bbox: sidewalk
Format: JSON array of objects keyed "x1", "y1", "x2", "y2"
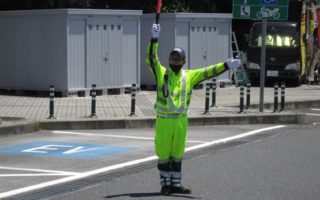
[
  {"x1": 0, "y1": 85, "x2": 320, "y2": 120},
  {"x1": 0, "y1": 84, "x2": 319, "y2": 133}
]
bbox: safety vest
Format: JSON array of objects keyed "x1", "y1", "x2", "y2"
[
  {"x1": 154, "y1": 69, "x2": 188, "y2": 115},
  {"x1": 146, "y1": 40, "x2": 227, "y2": 116}
]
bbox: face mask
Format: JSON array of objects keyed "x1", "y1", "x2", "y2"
[{"x1": 169, "y1": 64, "x2": 183, "y2": 74}]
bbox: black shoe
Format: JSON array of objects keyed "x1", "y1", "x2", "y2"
[
  {"x1": 160, "y1": 186, "x2": 171, "y2": 195},
  {"x1": 170, "y1": 186, "x2": 192, "y2": 194}
]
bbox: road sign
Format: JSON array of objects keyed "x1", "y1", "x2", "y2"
[
  {"x1": 261, "y1": 0, "x2": 277, "y2": 5},
  {"x1": 233, "y1": 0, "x2": 288, "y2": 20}
]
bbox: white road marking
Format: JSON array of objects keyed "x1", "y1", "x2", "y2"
[
  {"x1": 0, "y1": 174, "x2": 75, "y2": 177},
  {"x1": 185, "y1": 125, "x2": 286, "y2": 152},
  {"x1": 0, "y1": 125, "x2": 286, "y2": 199},
  {"x1": 52, "y1": 130, "x2": 207, "y2": 143},
  {"x1": 305, "y1": 113, "x2": 320, "y2": 116},
  {"x1": 0, "y1": 166, "x2": 79, "y2": 175},
  {"x1": 311, "y1": 108, "x2": 320, "y2": 111}
]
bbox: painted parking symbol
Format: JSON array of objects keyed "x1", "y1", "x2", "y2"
[{"x1": 0, "y1": 141, "x2": 135, "y2": 159}]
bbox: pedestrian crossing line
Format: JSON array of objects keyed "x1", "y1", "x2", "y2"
[{"x1": 52, "y1": 130, "x2": 207, "y2": 144}]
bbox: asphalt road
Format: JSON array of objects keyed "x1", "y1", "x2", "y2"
[
  {"x1": 46, "y1": 124, "x2": 320, "y2": 200},
  {"x1": 0, "y1": 124, "x2": 274, "y2": 198},
  {"x1": 0, "y1": 115, "x2": 319, "y2": 200}
]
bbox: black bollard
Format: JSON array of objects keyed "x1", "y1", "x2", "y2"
[
  {"x1": 203, "y1": 82, "x2": 210, "y2": 114},
  {"x1": 90, "y1": 84, "x2": 97, "y2": 117},
  {"x1": 274, "y1": 82, "x2": 279, "y2": 112},
  {"x1": 246, "y1": 82, "x2": 251, "y2": 109},
  {"x1": 129, "y1": 83, "x2": 137, "y2": 116},
  {"x1": 211, "y1": 78, "x2": 217, "y2": 107},
  {"x1": 280, "y1": 82, "x2": 285, "y2": 111},
  {"x1": 48, "y1": 85, "x2": 55, "y2": 119},
  {"x1": 239, "y1": 85, "x2": 244, "y2": 113}
]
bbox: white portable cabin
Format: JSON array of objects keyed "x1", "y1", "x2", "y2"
[
  {"x1": 140, "y1": 13, "x2": 233, "y2": 86},
  {"x1": 0, "y1": 9, "x2": 142, "y2": 96}
]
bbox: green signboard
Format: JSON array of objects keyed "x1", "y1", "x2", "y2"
[{"x1": 233, "y1": 0, "x2": 289, "y2": 20}]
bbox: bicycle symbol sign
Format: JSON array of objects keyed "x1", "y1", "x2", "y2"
[
  {"x1": 261, "y1": 0, "x2": 277, "y2": 5},
  {"x1": 232, "y1": 0, "x2": 288, "y2": 20},
  {"x1": 256, "y1": 7, "x2": 280, "y2": 19}
]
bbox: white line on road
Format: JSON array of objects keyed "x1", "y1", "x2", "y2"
[
  {"x1": 185, "y1": 125, "x2": 286, "y2": 152},
  {"x1": 52, "y1": 130, "x2": 207, "y2": 144},
  {"x1": 0, "y1": 125, "x2": 286, "y2": 199},
  {"x1": 305, "y1": 113, "x2": 320, "y2": 116},
  {"x1": 0, "y1": 174, "x2": 76, "y2": 177},
  {"x1": 0, "y1": 166, "x2": 79, "y2": 175},
  {"x1": 311, "y1": 108, "x2": 320, "y2": 111}
]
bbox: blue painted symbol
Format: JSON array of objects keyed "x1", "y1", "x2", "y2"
[
  {"x1": 0, "y1": 141, "x2": 135, "y2": 159},
  {"x1": 261, "y1": 0, "x2": 277, "y2": 5}
]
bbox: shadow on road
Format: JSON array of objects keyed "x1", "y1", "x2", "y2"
[{"x1": 104, "y1": 192, "x2": 202, "y2": 199}]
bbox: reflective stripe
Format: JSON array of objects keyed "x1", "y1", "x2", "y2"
[
  {"x1": 171, "y1": 172, "x2": 181, "y2": 179},
  {"x1": 172, "y1": 92, "x2": 180, "y2": 97},
  {"x1": 160, "y1": 171, "x2": 171, "y2": 178},
  {"x1": 178, "y1": 70, "x2": 187, "y2": 112},
  {"x1": 155, "y1": 70, "x2": 187, "y2": 113},
  {"x1": 171, "y1": 171, "x2": 181, "y2": 187},
  {"x1": 171, "y1": 179, "x2": 181, "y2": 183},
  {"x1": 160, "y1": 171, "x2": 171, "y2": 186},
  {"x1": 157, "y1": 113, "x2": 186, "y2": 118},
  {"x1": 171, "y1": 183, "x2": 181, "y2": 187},
  {"x1": 204, "y1": 67, "x2": 208, "y2": 79}
]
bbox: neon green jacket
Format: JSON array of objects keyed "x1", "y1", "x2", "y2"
[{"x1": 146, "y1": 39, "x2": 229, "y2": 115}]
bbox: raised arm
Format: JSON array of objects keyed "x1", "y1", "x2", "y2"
[
  {"x1": 145, "y1": 24, "x2": 166, "y2": 83},
  {"x1": 188, "y1": 58, "x2": 241, "y2": 87}
]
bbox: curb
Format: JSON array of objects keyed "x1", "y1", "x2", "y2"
[
  {"x1": 0, "y1": 112, "x2": 309, "y2": 135},
  {"x1": 0, "y1": 120, "x2": 40, "y2": 136},
  {"x1": 38, "y1": 113, "x2": 304, "y2": 130},
  {"x1": 249, "y1": 100, "x2": 320, "y2": 110}
]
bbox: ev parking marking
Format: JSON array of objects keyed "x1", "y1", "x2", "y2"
[
  {"x1": 0, "y1": 141, "x2": 135, "y2": 159},
  {"x1": 0, "y1": 125, "x2": 286, "y2": 199}
]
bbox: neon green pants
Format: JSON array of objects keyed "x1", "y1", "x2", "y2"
[{"x1": 155, "y1": 115, "x2": 188, "y2": 161}]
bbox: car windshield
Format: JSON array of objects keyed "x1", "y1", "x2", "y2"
[{"x1": 249, "y1": 24, "x2": 299, "y2": 47}]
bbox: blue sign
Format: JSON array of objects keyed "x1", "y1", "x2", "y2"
[
  {"x1": 0, "y1": 141, "x2": 135, "y2": 159},
  {"x1": 261, "y1": 0, "x2": 277, "y2": 5}
]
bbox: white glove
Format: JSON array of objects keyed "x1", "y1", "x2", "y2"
[
  {"x1": 151, "y1": 23, "x2": 160, "y2": 39},
  {"x1": 226, "y1": 58, "x2": 241, "y2": 69}
]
